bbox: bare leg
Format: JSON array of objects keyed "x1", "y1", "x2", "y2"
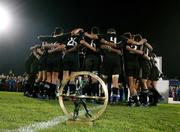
[
  {"x1": 128, "y1": 76, "x2": 137, "y2": 96},
  {"x1": 35, "y1": 71, "x2": 43, "y2": 82},
  {"x1": 42, "y1": 71, "x2": 47, "y2": 82},
  {"x1": 46, "y1": 72, "x2": 52, "y2": 83}
]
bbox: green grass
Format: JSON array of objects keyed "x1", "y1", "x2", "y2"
[
  {"x1": 0, "y1": 92, "x2": 180, "y2": 132},
  {"x1": 0, "y1": 92, "x2": 62, "y2": 130}
]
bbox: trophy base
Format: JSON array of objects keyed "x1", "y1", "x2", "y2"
[{"x1": 66, "y1": 119, "x2": 94, "y2": 127}]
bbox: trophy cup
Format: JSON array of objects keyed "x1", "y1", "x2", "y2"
[{"x1": 58, "y1": 71, "x2": 108, "y2": 126}]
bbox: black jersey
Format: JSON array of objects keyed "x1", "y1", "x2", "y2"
[
  {"x1": 101, "y1": 34, "x2": 127, "y2": 55},
  {"x1": 124, "y1": 43, "x2": 141, "y2": 63},
  {"x1": 49, "y1": 33, "x2": 71, "y2": 55},
  {"x1": 25, "y1": 53, "x2": 36, "y2": 74},
  {"x1": 140, "y1": 44, "x2": 152, "y2": 57},
  {"x1": 138, "y1": 44, "x2": 152, "y2": 70},
  {"x1": 149, "y1": 58, "x2": 160, "y2": 81},
  {"x1": 64, "y1": 35, "x2": 82, "y2": 52},
  {"x1": 104, "y1": 34, "x2": 127, "y2": 48},
  {"x1": 83, "y1": 36, "x2": 101, "y2": 55},
  {"x1": 149, "y1": 58, "x2": 158, "y2": 68}
]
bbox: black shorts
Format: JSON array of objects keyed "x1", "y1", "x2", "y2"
[
  {"x1": 39, "y1": 54, "x2": 47, "y2": 71},
  {"x1": 63, "y1": 52, "x2": 80, "y2": 72},
  {"x1": 125, "y1": 62, "x2": 140, "y2": 78},
  {"x1": 25, "y1": 53, "x2": 37, "y2": 74},
  {"x1": 31, "y1": 58, "x2": 39, "y2": 74},
  {"x1": 84, "y1": 54, "x2": 99, "y2": 72},
  {"x1": 101, "y1": 53, "x2": 121, "y2": 75},
  {"x1": 139, "y1": 60, "x2": 151, "y2": 79},
  {"x1": 149, "y1": 66, "x2": 159, "y2": 81},
  {"x1": 46, "y1": 53, "x2": 63, "y2": 72}
]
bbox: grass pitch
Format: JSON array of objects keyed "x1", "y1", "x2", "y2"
[{"x1": 0, "y1": 92, "x2": 179, "y2": 132}]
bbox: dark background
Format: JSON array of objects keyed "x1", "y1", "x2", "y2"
[{"x1": 0, "y1": 0, "x2": 180, "y2": 79}]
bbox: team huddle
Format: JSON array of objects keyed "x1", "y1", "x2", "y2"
[{"x1": 24, "y1": 27, "x2": 163, "y2": 107}]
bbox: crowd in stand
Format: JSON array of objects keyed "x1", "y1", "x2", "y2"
[
  {"x1": 24, "y1": 26, "x2": 164, "y2": 106},
  {"x1": 0, "y1": 72, "x2": 27, "y2": 92},
  {"x1": 169, "y1": 79, "x2": 180, "y2": 101},
  {"x1": 171, "y1": 87, "x2": 180, "y2": 101}
]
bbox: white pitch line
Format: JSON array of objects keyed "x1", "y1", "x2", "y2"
[
  {"x1": 4, "y1": 105, "x2": 103, "y2": 132},
  {"x1": 5, "y1": 115, "x2": 68, "y2": 132}
]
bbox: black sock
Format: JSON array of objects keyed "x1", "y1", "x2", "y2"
[
  {"x1": 111, "y1": 87, "x2": 119, "y2": 95},
  {"x1": 91, "y1": 83, "x2": 99, "y2": 96},
  {"x1": 44, "y1": 82, "x2": 51, "y2": 98},
  {"x1": 33, "y1": 82, "x2": 40, "y2": 98},
  {"x1": 69, "y1": 84, "x2": 76, "y2": 94},
  {"x1": 50, "y1": 84, "x2": 56, "y2": 99},
  {"x1": 149, "y1": 88, "x2": 158, "y2": 105},
  {"x1": 141, "y1": 89, "x2": 149, "y2": 105}
]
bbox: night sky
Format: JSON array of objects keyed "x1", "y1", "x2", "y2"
[{"x1": 0, "y1": 0, "x2": 180, "y2": 79}]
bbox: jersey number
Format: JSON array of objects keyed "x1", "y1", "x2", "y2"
[
  {"x1": 90, "y1": 40, "x2": 96, "y2": 48},
  {"x1": 110, "y1": 37, "x2": 117, "y2": 43},
  {"x1": 67, "y1": 37, "x2": 78, "y2": 46}
]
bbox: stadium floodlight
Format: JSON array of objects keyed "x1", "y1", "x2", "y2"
[{"x1": 0, "y1": 5, "x2": 11, "y2": 32}]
